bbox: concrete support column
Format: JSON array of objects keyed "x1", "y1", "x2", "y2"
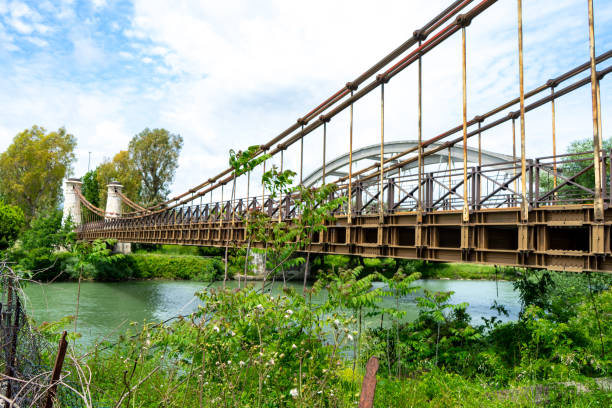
[
  {"x1": 105, "y1": 181, "x2": 131, "y2": 254},
  {"x1": 250, "y1": 252, "x2": 266, "y2": 276},
  {"x1": 62, "y1": 178, "x2": 82, "y2": 226}
]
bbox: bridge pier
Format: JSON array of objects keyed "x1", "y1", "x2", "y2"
[
  {"x1": 62, "y1": 178, "x2": 82, "y2": 226},
  {"x1": 105, "y1": 181, "x2": 131, "y2": 254}
]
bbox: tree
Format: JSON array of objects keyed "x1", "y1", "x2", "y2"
[
  {"x1": 0, "y1": 201, "x2": 25, "y2": 250},
  {"x1": 82, "y1": 170, "x2": 100, "y2": 208},
  {"x1": 0, "y1": 126, "x2": 76, "y2": 220},
  {"x1": 540, "y1": 137, "x2": 612, "y2": 201},
  {"x1": 128, "y1": 128, "x2": 183, "y2": 206},
  {"x1": 96, "y1": 150, "x2": 141, "y2": 208},
  {"x1": 20, "y1": 209, "x2": 74, "y2": 252}
]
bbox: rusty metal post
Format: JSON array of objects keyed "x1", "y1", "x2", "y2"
[
  {"x1": 517, "y1": 0, "x2": 528, "y2": 222},
  {"x1": 535, "y1": 159, "x2": 540, "y2": 207},
  {"x1": 220, "y1": 184, "x2": 224, "y2": 225},
  {"x1": 261, "y1": 160, "x2": 266, "y2": 212},
  {"x1": 300, "y1": 125, "x2": 304, "y2": 185},
  {"x1": 279, "y1": 150, "x2": 284, "y2": 222},
  {"x1": 477, "y1": 121, "x2": 482, "y2": 168},
  {"x1": 589, "y1": 0, "x2": 604, "y2": 221},
  {"x1": 417, "y1": 40, "x2": 423, "y2": 212},
  {"x1": 322, "y1": 121, "x2": 327, "y2": 186},
  {"x1": 550, "y1": 87, "x2": 558, "y2": 189},
  {"x1": 512, "y1": 117, "x2": 518, "y2": 195},
  {"x1": 348, "y1": 91, "x2": 354, "y2": 222},
  {"x1": 597, "y1": 78, "x2": 603, "y2": 152},
  {"x1": 232, "y1": 174, "x2": 236, "y2": 224},
  {"x1": 461, "y1": 26, "x2": 469, "y2": 222},
  {"x1": 45, "y1": 331, "x2": 68, "y2": 408},
  {"x1": 358, "y1": 356, "x2": 380, "y2": 408},
  {"x1": 246, "y1": 171, "x2": 250, "y2": 212},
  {"x1": 379, "y1": 83, "x2": 385, "y2": 220},
  {"x1": 448, "y1": 147, "x2": 452, "y2": 198}
]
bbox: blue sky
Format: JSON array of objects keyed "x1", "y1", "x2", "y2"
[{"x1": 0, "y1": 0, "x2": 611, "y2": 199}]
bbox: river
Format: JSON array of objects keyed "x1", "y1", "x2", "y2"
[{"x1": 23, "y1": 279, "x2": 521, "y2": 345}]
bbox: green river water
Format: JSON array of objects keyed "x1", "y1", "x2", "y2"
[{"x1": 22, "y1": 279, "x2": 520, "y2": 345}]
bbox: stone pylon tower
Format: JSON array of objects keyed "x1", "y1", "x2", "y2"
[
  {"x1": 62, "y1": 178, "x2": 83, "y2": 226},
  {"x1": 105, "y1": 181, "x2": 123, "y2": 219},
  {"x1": 105, "y1": 181, "x2": 131, "y2": 254}
]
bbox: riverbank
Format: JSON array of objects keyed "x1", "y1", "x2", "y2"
[
  {"x1": 19, "y1": 275, "x2": 611, "y2": 407},
  {"x1": 24, "y1": 247, "x2": 519, "y2": 282},
  {"x1": 29, "y1": 251, "x2": 226, "y2": 281}
]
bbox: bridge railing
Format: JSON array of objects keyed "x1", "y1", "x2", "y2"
[{"x1": 75, "y1": 149, "x2": 611, "y2": 237}]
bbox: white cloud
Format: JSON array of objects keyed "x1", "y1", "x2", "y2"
[
  {"x1": 71, "y1": 33, "x2": 105, "y2": 66},
  {"x1": 5, "y1": 1, "x2": 50, "y2": 35},
  {"x1": 90, "y1": 0, "x2": 107, "y2": 10},
  {"x1": 25, "y1": 36, "x2": 47, "y2": 47},
  {"x1": 1, "y1": 0, "x2": 611, "y2": 201},
  {"x1": 0, "y1": 21, "x2": 17, "y2": 51},
  {"x1": 121, "y1": 0, "x2": 612, "y2": 197}
]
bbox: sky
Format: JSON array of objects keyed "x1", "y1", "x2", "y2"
[{"x1": 0, "y1": 0, "x2": 611, "y2": 201}]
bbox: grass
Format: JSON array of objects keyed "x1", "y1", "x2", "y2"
[{"x1": 417, "y1": 262, "x2": 519, "y2": 280}]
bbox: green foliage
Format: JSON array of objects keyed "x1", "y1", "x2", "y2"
[
  {"x1": 129, "y1": 128, "x2": 183, "y2": 206},
  {"x1": 19, "y1": 210, "x2": 74, "y2": 252},
  {"x1": 0, "y1": 125, "x2": 76, "y2": 219},
  {"x1": 81, "y1": 169, "x2": 100, "y2": 208},
  {"x1": 11, "y1": 210, "x2": 75, "y2": 279},
  {"x1": 262, "y1": 165, "x2": 297, "y2": 199},
  {"x1": 539, "y1": 137, "x2": 612, "y2": 201},
  {"x1": 96, "y1": 150, "x2": 142, "y2": 207},
  {"x1": 126, "y1": 253, "x2": 224, "y2": 281},
  {"x1": 61, "y1": 252, "x2": 225, "y2": 281},
  {"x1": 64, "y1": 286, "x2": 352, "y2": 407},
  {"x1": 0, "y1": 200, "x2": 25, "y2": 249},
  {"x1": 229, "y1": 145, "x2": 270, "y2": 176}
]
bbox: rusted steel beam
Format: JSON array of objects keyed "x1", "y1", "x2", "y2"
[{"x1": 45, "y1": 331, "x2": 68, "y2": 408}]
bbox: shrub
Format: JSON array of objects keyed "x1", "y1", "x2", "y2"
[
  {"x1": 126, "y1": 253, "x2": 225, "y2": 281},
  {"x1": 0, "y1": 200, "x2": 25, "y2": 249}
]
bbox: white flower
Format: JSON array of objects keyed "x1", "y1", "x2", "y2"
[
  {"x1": 227, "y1": 360, "x2": 232, "y2": 365},
  {"x1": 290, "y1": 388, "x2": 299, "y2": 398},
  {"x1": 229, "y1": 330, "x2": 236, "y2": 336},
  {"x1": 292, "y1": 344, "x2": 297, "y2": 349},
  {"x1": 348, "y1": 334, "x2": 354, "y2": 341},
  {"x1": 284, "y1": 314, "x2": 289, "y2": 319},
  {"x1": 286, "y1": 309, "x2": 293, "y2": 315},
  {"x1": 213, "y1": 325, "x2": 220, "y2": 333},
  {"x1": 333, "y1": 319, "x2": 340, "y2": 326},
  {"x1": 268, "y1": 358, "x2": 275, "y2": 366},
  {"x1": 256, "y1": 304, "x2": 264, "y2": 311},
  {"x1": 239, "y1": 361, "x2": 246, "y2": 367}
]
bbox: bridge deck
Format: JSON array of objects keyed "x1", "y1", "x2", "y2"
[{"x1": 78, "y1": 204, "x2": 612, "y2": 273}]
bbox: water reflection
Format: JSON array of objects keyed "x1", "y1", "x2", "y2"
[{"x1": 23, "y1": 279, "x2": 520, "y2": 345}]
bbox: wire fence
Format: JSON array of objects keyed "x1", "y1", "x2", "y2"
[{"x1": 0, "y1": 261, "x2": 84, "y2": 408}]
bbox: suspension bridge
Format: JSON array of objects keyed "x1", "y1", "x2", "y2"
[{"x1": 67, "y1": 0, "x2": 612, "y2": 273}]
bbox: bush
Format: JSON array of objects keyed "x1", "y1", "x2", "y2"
[
  {"x1": 68, "y1": 286, "x2": 351, "y2": 406},
  {"x1": 126, "y1": 253, "x2": 225, "y2": 281},
  {"x1": 20, "y1": 209, "x2": 74, "y2": 251},
  {"x1": 0, "y1": 200, "x2": 25, "y2": 249}
]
